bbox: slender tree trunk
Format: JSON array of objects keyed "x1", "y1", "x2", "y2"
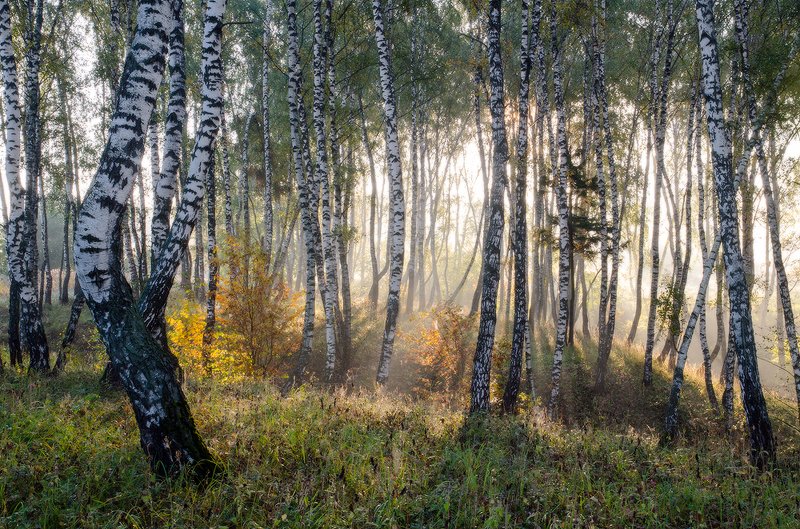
[
  {"x1": 644, "y1": 0, "x2": 676, "y2": 386},
  {"x1": 359, "y1": 94, "x2": 382, "y2": 311},
  {"x1": 282, "y1": 0, "x2": 322, "y2": 393},
  {"x1": 39, "y1": 169, "x2": 52, "y2": 306},
  {"x1": 151, "y1": 0, "x2": 186, "y2": 266},
  {"x1": 372, "y1": 0, "x2": 405, "y2": 385},
  {"x1": 502, "y1": 0, "x2": 535, "y2": 414},
  {"x1": 262, "y1": 3, "x2": 273, "y2": 262},
  {"x1": 546, "y1": 0, "x2": 572, "y2": 418},
  {"x1": 694, "y1": 0, "x2": 775, "y2": 468},
  {"x1": 202, "y1": 150, "x2": 217, "y2": 377},
  {"x1": 58, "y1": 76, "x2": 74, "y2": 305},
  {"x1": 469, "y1": 47, "x2": 491, "y2": 318},
  {"x1": 325, "y1": 0, "x2": 352, "y2": 373},
  {"x1": 311, "y1": 0, "x2": 338, "y2": 378},
  {"x1": 1, "y1": 0, "x2": 48, "y2": 372},
  {"x1": 695, "y1": 102, "x2": 718, "y2": 412},
  {"x1": 469, "y1": 0, "x2": 508, "y2": 413},
  {"x1": 220, "y1": 96, "x2": 234, "y2": 237}
]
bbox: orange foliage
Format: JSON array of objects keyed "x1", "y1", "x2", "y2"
[{"x1": 404, "y1": 303, "x2": 477, "y2": 402}]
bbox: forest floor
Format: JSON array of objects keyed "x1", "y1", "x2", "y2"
[{"x1": 1, "y1": 298, "x2": 800, "y2": 528}]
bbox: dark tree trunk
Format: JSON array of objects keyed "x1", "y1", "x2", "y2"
[{"x1": 469, "y1": 0, "x2": 508, "y2": 413}]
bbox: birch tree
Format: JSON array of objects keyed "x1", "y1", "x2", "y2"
[
  {"x1": 502, "y1": 0, "x2": 535, "y2": 414},
  {"x1": 0, "y1": 0, "x2": 49, "y2": 372},
  {"x1": 694, "y1": 0, "x2": 775, "y2": 468},
  {"x1": 546, "y1": 0, "x2": 571, "y2": 418},
  {"x1": 733, "y1": 0, "x2": 800, "y2": 418},
  {"x1": 151, "y1": 0, "x2": 186, "y2": 265},
  {"x1": 373, "y1": 0, "x2": 405, "y2": 385},
  {"x1": 73, "y1": 0, "x2": 226, "y2": 477},
  {"x1": 469, "y1": 0, "x2": 507, "y2": 413}
]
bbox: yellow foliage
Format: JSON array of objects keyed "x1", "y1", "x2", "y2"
[{"x1": 167, "y1": 236, "x2": 303, "y2": 380}]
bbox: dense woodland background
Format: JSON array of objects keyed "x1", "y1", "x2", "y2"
[{"x1": 1, "y1": 0, "x2": 800, "y2": 526}]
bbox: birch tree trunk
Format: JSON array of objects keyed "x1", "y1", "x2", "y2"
[
  {"x1": 644, "y1": 0, "x2": 676, "y2": 386},
  {"x1": 502, "y1": 0, "x2": 535, "y2": 414},
  {"x1": 359, "y1": 94, "x2": 382, "y2": 311},
  {"x1": 311, "y1": 0, "x2": 338, "y2": 378},
  {"x1": 73, "y1": 0, "x2": 223, "y2": 477},
  {"x1": 373, "y1": 0, "x2": 405, "y2": 385},
  {"x1": 695, "y1": 102, "x2": 718, "y2": 411},
  {"x1": 733, "y1": 0, "x2": 800, "y2": 418},
  {"x1": 261, "y1": 2, "x2": 273, "y2": 262},
  {"x1": 545, "y1": 0, "x2": 572, "y2": 418},
  {"x1": 151, "y1": 0, "x2": 186, "y2": 265},
  {"x1": 282, "y1": 0, "x2": 322, "y2": 393},
  {"x1": 469, "y1": 0, "x2": 507, "y2": 413},
  {"x1": 202, "y1": 149, "x2": 217, "y2": 377},
  {"x1": 138, "y1": 0, "x2": 228, "y2": 351},
  {"x1": 694, "y1": 0, "x2": 775, "y2": 468},
  {"x1": 58, "y1": 76, "x2": 74, "y2": 305},
  {"x1": 1, "y1": 0, "x2": 48, "y2": 372}
]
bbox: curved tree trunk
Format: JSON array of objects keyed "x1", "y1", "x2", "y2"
[{"x1": 74, "y1": 0, "x2": 224, "y2": 478}]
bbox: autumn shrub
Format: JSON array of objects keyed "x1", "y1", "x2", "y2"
[
  {"x1": 217, "y1": 236, "x2": 303, "y2": 376},
  {"x1": 404, "y1": 302, "x2": 477, "y2": 403},
  {"x1": 168, "y1": 236, "x2": 303, "y2": 379}
]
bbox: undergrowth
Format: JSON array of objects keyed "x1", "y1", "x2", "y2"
[{"x1": 1, "y1": 298, "x2": 799, "y2": 527}]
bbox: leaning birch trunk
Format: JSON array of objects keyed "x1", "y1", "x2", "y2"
[
  {"x1": 695, "y1": 102, "x2": 718, "y2": 412},
  {"x1": 694, "y1": 0, "x2": 775, "y2": 468},
  {"x1": 733, "y1": 0, "x2": 800, "y2": 419},
  {"x1": 73, "y1": 0, "x2": 222, "y2": 478},
  {"x1": 311, "y1": 0, "x2": 338, "y2": 378},
  {"x1": 151, "y1": 0, "x2": 186, "y2": 266},
  {"x1": 468, "y1": 0, "x2": 508, "y2": 413},
  {"x1": 502, "y1": 0, "x2": 534, "y2": 414},
  {"x1": 0, "y1": 0, "x2": 49, "y2": 372},
  {"x1": 546, "y1": 0, "x2": 573, "y2": 419},
  {"x1": 138, "y1": 0, "x2": 228, "y2": 352},
  {"x1": 373, "y1": 0, "x2": 405, "y2": 385}
]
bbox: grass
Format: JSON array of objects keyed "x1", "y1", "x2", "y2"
[{"x1": 1, "y1": 301, "x2": 800, "y2": 528}]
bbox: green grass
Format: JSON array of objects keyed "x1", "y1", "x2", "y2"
[{"x1": 1, "y1": 301, "x2": 799, "y2": 527}]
